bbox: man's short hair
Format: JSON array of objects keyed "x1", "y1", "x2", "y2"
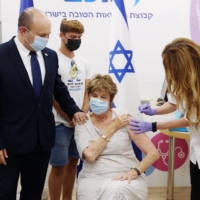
[
  {"x1": 60, "y1": 18, "x2": 84, "y2": 34},
  {"x1": 18, "y1": 9, "x2": 34, "y2": 30}
]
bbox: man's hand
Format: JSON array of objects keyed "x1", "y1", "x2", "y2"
[
  {"x1": 69, "y1": 120, "x2": 76, "y2": 127},
  {"x1": 72, "y1": 112, "x2": 88, "y2": 125},
  {"x1": 0, "y1": 149, "x2": 8, "y2": 165}
]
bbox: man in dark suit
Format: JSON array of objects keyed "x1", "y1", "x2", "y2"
[{"x1": 0, "y1": 8, "x2": 88, "y2": 200}]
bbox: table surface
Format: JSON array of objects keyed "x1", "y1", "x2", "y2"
[{"x1": 160, "y1": 129, "x2": 190, "y2": 140}]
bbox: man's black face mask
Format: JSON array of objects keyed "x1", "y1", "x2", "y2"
[{"x1": 65, "y1": 38, "x2": 81, "y2": 51}]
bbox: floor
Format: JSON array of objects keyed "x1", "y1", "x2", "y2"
[
  {"x1": 17, "y1": 184, "x2": 190, "y2": 200},
  {"x1": 44, "y1": 187, "x2": 191, "y2": 200},
  {"x1": 147, "y1": 187, "x2": 190, "y2": 200}
]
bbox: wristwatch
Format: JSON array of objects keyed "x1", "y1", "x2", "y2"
[
  {"x1": 131, "y1": 167, "x2": 141, "y2": 176},
  {"x1": 101, "y1": 135, "x2": 109, "y2": 142}
]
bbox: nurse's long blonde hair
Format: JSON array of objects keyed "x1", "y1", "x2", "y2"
[{"x1": 162, "y1": 38, "x2": 200, "y2": 128}]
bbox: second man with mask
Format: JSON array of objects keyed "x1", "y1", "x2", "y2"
[{"x1": 48, "y1": 18, "x2": 92, "y2": 200}]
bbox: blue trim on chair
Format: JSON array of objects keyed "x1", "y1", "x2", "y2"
[
  {"x1": 77, "y1": 159, "x2": 83, "y2": 178},
  {"x1": 132, "y1": 141, "x2": 142, "y2": 161}
]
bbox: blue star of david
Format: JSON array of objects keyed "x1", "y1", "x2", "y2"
[{"x1": 109, "y1": 40, "x2": 135, "y2": 83}]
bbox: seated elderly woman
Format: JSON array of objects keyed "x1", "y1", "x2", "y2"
[{"x1": 75, "y1": 74, "x2": 159, "y2": 200}]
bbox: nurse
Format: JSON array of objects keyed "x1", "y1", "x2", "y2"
[{"x1": 129, "y1": 38, "x2": 200, "y2": 200}]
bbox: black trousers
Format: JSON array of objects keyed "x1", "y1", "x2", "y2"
[
  {"x1": 190, "y1": 161, "x2": 200, "y2": 200},
  {"x1": 0, "y1": 142, "x2": 51, "y2": 200}
]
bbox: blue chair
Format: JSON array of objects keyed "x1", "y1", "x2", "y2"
[{"x1": 77, "y1": 159, "x2": 83, "y2": 177}]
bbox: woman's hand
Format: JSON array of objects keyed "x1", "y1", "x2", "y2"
[
  {"x1": 112, "y1": 170, "x2": 138, "y2": 184},
  {"x1": 110, "y1": 114, "x2": 129, "y2": 131}
]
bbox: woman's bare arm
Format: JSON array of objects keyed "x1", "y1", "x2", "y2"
[
  {"x1": 83, "y1": 114, "x2": 128, "y2": 162},
  {"x1": 128, "y1": 116, "x2": 159, "y2": 174},
  {"x1": 113, "y1": 115, "x2": 159, "y2": 183}
]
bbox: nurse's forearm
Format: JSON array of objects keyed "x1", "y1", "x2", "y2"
[
  {"x1": 156, "y1": 102, "x2": 177, "y2": 115},
  {"x1": 156, "y1": 118, "x2": 189, "y2": 130}
]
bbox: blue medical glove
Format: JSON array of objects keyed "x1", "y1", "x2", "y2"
[
  {"x1": 129, "y1": 119, "x2": 154, "y2": 134},
  {"x1": 139, "y1": 103, "x2": 156, "y2": 116}
]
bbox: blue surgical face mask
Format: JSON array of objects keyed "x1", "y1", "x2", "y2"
[
  {"x1": 89, "y1": 97, "x2": 109, "y2": 115},
  {"x1": 25, "y1": 28, "x2": 49, "y2": 51}
]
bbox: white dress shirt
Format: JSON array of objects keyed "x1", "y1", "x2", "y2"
[
  {"x1": 14, "y1": 36, "x2": 46, "y2": 85},
  {"x1": 168, "y1": 94, "x2": 200, "y2": 168}
]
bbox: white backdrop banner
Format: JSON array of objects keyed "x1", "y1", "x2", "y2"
[{"x1": 1, "y1": 0, "x2": 191, "y2": 98}]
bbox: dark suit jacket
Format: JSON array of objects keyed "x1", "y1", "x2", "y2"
[{"x1": 0, "y1": 37, "x2": 81, "y2": 154}]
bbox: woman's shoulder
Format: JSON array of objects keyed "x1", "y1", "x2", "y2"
[
  {"x1": 75, "y1": 113, "x2": 92, "y2": 127},
  {"x1": 112, "y1": 108, "x2": 129, "y2": 115}
]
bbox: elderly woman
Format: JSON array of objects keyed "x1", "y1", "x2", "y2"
[{"x1": 75, "y1": 74, "x2": 159, "y2": 200}]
